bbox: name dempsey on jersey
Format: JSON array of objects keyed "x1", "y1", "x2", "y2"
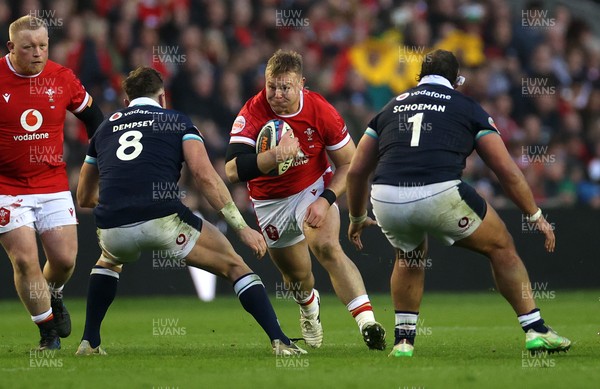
[
  {"x1": 393, "y1": 104, "x2": 446, "y2": 113},
  {"x1": 113, "y1": 120, "x2": 155, "y2": 132}
]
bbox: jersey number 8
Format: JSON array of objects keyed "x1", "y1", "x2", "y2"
[{"x1": 116, "y1": 130, "x2": 144, "y2": 161}]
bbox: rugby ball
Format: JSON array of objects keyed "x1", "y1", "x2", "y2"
[{"x1": 256, "y1": 119, "x2": 294, "y2": 176}]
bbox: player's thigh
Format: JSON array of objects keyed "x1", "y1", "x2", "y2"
[
  {"x1": 0, "y1": 226, "x2": 39, "y2": 270},
  {"x1": 371, "y1": 197, "x2": 426, "y2": 252},
  {"x1": 34, "y1": 191, "x2": 78, "y2": 265},
  {"x1": 303, "y1": 204, "x2": 345, "y2": 259},
  {"x1": 0, "y1": 194, "x2": 37, "y2": 233},
  {"x1": 454, "y1": 203, "x2": 515, "y2": 256},
  {"x1": 253, "y1": 195, "x2": 305, "y2": 249},
  {"x1": 397, "y1": 237, "x2": 429, "y2": 262},
  {"x1": 99, "y1": 213, "x2": 202, "y2": 266},
  {"x1": 268, "y1": 240, "x2": 312, "y2": 281},
  {"x1": 39, "y1": 225, "x2": 77, "y2": 266},
  {"x1": 0, "y1": 194, "x2": 38, "y2": 262},
  {"x1": 35, "y1": 191, "x2": 77, "y2": 234},
  {"x1": 184, "y1": 221, "x2": 249, "y2": 278},
  {"x1": 97, "y1": 226, "x2": 142, "y2": 266}
]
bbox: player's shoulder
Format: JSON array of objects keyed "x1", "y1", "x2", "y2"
[
  {"x1": 0, "y1": 56, "x2": 17, "y2": 78},
  {"x1": 302, "y1": 89, "x2": 343, "y2": 129},
  {"x1": 443, "y1": 87, "x2": 489, "y2": 118},
  {"x1": 156, "y1": 107, "x2": 192, "y2": 123},
  {"x1": 42, "y1": 60, "x2": 77, "y2": 79},
  {"x1": 454, "y1": 90, "x2": 480, "y2": 107},
  {"x1": 96, "y1": 108, "x2": 126, "y2": 135},
  {"x1": 304, "y1": 89, "x2": 336, "y2": 110}
]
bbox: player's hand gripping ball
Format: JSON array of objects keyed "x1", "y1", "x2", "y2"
[{"x1": 256, "y1": 119, "x2": 295, "y2": 176}]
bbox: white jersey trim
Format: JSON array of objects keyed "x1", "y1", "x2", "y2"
[
  {"x1": 417, "y1": 75, "x2": 454, "y2": 89},
  {"x1": 5, "y1": 55, "x2": 43, "y2": 78},
  {"x1": 230, "y1": 135, "x2": 256, "y2": 147},
  {"x1": 325, "y1": 133, "x2": 351, "y2": 151},
  {"x1": 72, "y1": 92, "x2": 90, "y2": 113},
  {"x1": 128, "y1": 97, "x2": 161, "y2": 108}
]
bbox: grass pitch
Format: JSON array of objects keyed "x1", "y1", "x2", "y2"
[{"x1": 0, "y1": 290, "x2": 598, "y2": 389}]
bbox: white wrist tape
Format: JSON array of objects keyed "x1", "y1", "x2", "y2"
[
  {"x1": 220, "y1": 202, "x2": 248, "y2": 230},
  {"x1": 349, "y1": 212, "x2": 368, "y2": 224},
  {"x1": 526, "y1": 208, "x2": 542, "y2": 223}
]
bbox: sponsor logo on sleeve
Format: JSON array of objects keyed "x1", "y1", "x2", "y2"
[{"x1": 232, "y1": 116, "x2": 246, "y2": 134}]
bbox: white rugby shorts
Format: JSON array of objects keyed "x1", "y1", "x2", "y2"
[
  {"x1": 371, "y1": 180, "x2": 487, "y2": 252},
  {"x1": 0, "y1": 191, "x2": 77, "y2": 234},
  {"x1": 252, "y1": 175, "x2": 336, "y2": 248},
  {"x1": 97, "y1": 213, "x2": 201, "y2": 266}
]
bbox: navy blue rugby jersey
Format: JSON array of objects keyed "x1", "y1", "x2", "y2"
[
  {"x1": 365, "y1": 77, "x2": 499, "y2": 186},
  {"x1": 85, "y1": 98, "x2": 203, "y2": 228}
]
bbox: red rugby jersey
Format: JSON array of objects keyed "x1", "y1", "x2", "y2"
[
  {"x1": 0, "y1": 55, "x2": 90, "y2": 195},
  {"x1": 229, "y1": 89, "x2": 350, "y2": 200}
]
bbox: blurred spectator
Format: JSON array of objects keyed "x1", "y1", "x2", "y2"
[{"x1": 6, "y1": 0, "x2": 597, "y2": 213}]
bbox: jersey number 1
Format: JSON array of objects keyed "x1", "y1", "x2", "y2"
[
  {"x1": 407, "y1": 113, "x2": 424, "y2": 147},
  {"x1": 116, "y1": 130, "x2": 144, "y2": 161}
]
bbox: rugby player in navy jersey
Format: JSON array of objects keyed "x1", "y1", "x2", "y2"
[
  {"x1": 346, "y1": 50, "x2": 570, "y2": 357},
  {"x1": 75, "y1": 67, "x2": 305, "y2": 356}
]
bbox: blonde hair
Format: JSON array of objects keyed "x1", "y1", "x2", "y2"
[
  {"x1": 9, "y1": 15, "x2": 47, "y2": 41},
  {"x1": 266, "y1": 49, "x2": 303, "y2": 77}
]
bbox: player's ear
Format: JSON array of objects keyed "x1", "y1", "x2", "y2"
[
  {"x1": 454, "y1": 75, "x2": 465, "y2": 88},
  {"x1": 7, "y1": 41, "x2": 14, "y2": 52},
  {"x1": 123, "y1": 98, "x2": 130, "y2": 107},
  {"x1": 158, "y1": 92, "x2": 166, "y2": 108}
]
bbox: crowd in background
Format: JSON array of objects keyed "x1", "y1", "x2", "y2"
[{"x1": 1, "y1": 0, "x2": 599, "y2": 221}]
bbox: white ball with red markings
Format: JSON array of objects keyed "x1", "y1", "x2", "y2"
[{"x1": 256, "y1": 119, "x2": 294, "y2": 176}]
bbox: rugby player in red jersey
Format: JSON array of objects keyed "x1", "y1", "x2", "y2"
[
  {"x1": 225, "y1": 50, "x2": 385, "y2": 350},
  {"x1": 0, "y1": 15, "x2": 104, "y2": 350}
]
